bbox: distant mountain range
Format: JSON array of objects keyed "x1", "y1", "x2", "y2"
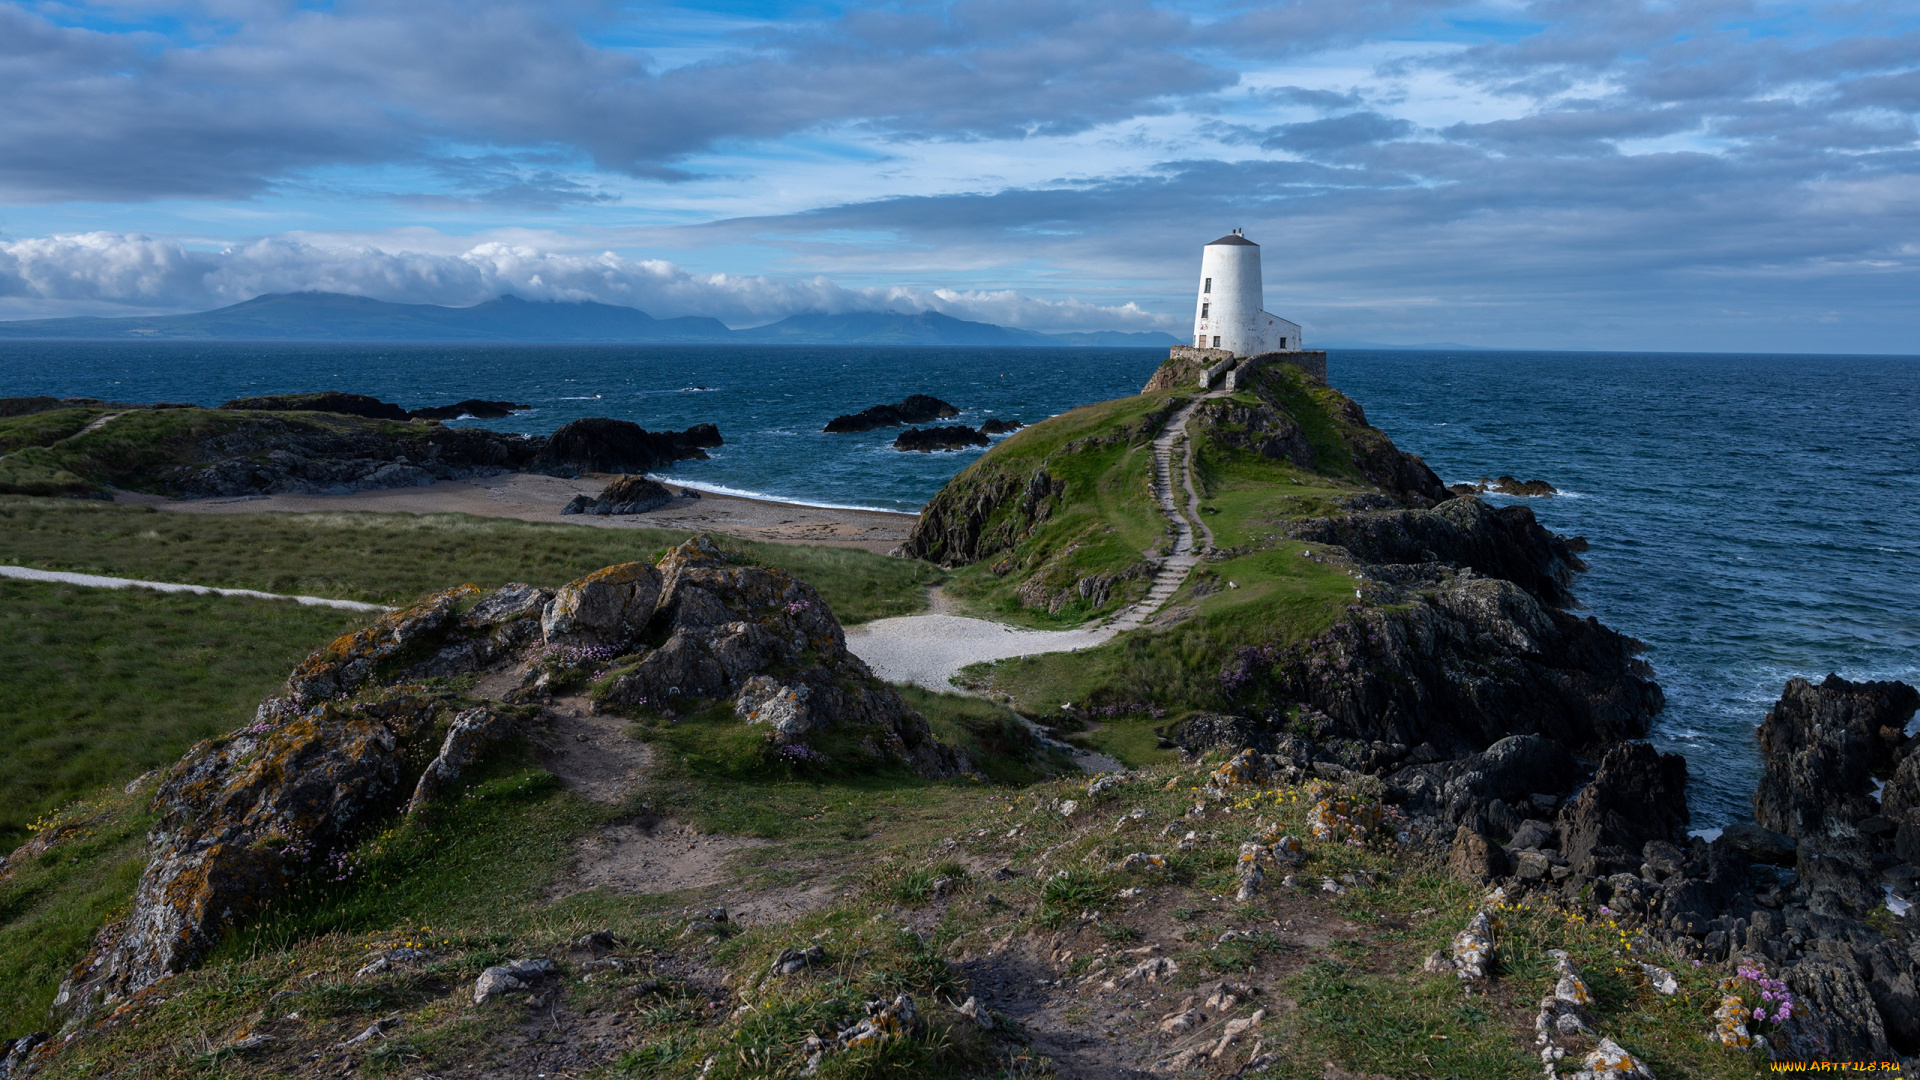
[{"x1": 0, "y1": 292, "x2": 1181, "y2": 347}]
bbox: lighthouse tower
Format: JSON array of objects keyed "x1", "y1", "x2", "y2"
[{"x1": 1191, "y1": 229, "x2": 1300, "y2": 356}]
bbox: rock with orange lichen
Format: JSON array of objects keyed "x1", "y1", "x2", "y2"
[
  {"x1": 54, "y1": 694, "x2": 438, "y2": 1018},
  {"x1": 541, "y1": 564, "x2": 660, "y2": 648},
  {"x1": 285, "y1": 585, "x2": 482, "y2": 704}
]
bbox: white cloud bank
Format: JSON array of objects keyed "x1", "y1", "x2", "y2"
[{"x1": 0, "y1": 232, "x2": 1176, "y2": 333}]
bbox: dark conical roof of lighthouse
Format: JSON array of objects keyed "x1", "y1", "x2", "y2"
[{"x1": 1206, "y1": 232, "x2": 1257, "y2": 246}]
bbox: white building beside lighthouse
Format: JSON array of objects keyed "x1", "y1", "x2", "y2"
[{"x1": 1191, "y1": 229, "x2": 1300, "y2": 356}]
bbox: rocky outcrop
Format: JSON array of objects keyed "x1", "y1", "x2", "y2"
[
  {"x1": 1389, "y1": 734, "x2": 1581, "y2": 840},
  {"x1": 824, "y1": 395, "x2": 958, "y2": 433},
  {"x1": 1556, "y1": 742, "x2": 1690, "y2": 877},
  {"x1": 979, "y1": 418, "x2": 1024, "y2": 435},
  {"x1": 1449, "y1": 475, "x2": 1558, "y2": 498},
  {"x1": 220, "y1": 391, "x2": 411, "y2": 421},
  {"x1": 1191, "y1": 399, "x2": 1313, "y2": 468},
  {"x1": 528, "y1": 418, "x2": 722, "y2": 477},
  {"x1": 591, "y1": 537, "x2": 960, "y2": 779},
  {"x1": 562, "y1": 474, "x2": 677, "y2": 516},
  {"x1": 893, "y1": 425, "x2": 989, "y2": 452},
  {"x1": 1754, "y1": 675, "x2": 1918, "y2": 842},
  {"x1": 1281, "y1": 496, "x2": 1587, "y2": 608},
  {"x1": 162, "y1": 415, "x2": 542, "y2": 497},
  {"x1": 540, "y1": 563, "x2": 661, "y2": 648},
  {"x1": 48, "y1": 547, "x2": 960, "y2": 1020},
  {"x1": 1237, "y1": 574, "x2": 1663, "y2": 759},
  {"x1": 58, "y1": 692, "x2": 432, "y2": 1012}
]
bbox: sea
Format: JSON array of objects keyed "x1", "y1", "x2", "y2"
[{"x1": 3, "y1": 340, "x2": 1916, "y2": 828}]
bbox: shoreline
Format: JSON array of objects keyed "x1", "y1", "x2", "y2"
[{"x1": 118, "y1": 471, "x2": 918, "y2": 554}]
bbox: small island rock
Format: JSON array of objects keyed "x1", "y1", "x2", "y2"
[
  {"x1": 894, "y1": 425, "x2": 990, "y2": 452},
  {"x1": 824, "y1": 394, "x2": 959, "y2": 433}
]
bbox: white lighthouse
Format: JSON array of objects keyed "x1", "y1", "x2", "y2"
[{"x1": 1190, "y1": 229, "x2": 1300, "y2": 356}]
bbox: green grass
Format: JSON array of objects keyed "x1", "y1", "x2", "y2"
[
  {"x1": 934, "y1": 393, "x2": 1182, "y2": 628},
  {"x1": 0, "y1": 578, "x2": 364, "y2": 853},
  {"x1": 0, "y1": 407, "x2": 110, "y2": 454},
  {"x1": 0, "y1": 785, "x2": 154, "y2": 1036},
  {"x1": 0, "y1": 497, "x2": 938, "y2": 623}
]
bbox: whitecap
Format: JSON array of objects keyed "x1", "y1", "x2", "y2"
[{"x1": 1688, "y1": 827, "x2": 1724, "y2": 842}]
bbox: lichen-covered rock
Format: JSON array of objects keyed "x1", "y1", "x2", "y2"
[
  {"x1": 407, "y1": 706, "x2": 517, "y2": 812},
  {"x1": 474, "y1": 957, "x2": 556, "y2": 1004},
  {"x1": 286, "y1": 586, "x2": 480, "y2": 703},
  {"x1": 58, "y1": 695, "x2": 435, "y2": 1014},
  {"x1": 1447, "y1": 909, "x2": 1495, "y2": 983},
  {"x1": 409, "y1": 583, "x2": 551, "y2": 678},
  {"x1": 594, "y1": 537, "x2": 960, "y2": 777},
  {"x1": 541, "y1": 562, "x2": 663, "y2": 649},
  {"x1": 1565, "y1": 1038, "x2": 1655, "y2": 1079},
  {"x1": 1535, "y1": 950, "x2": 1597, "y2": 1045}
]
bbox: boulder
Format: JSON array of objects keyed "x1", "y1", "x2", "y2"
[
  {"x1": 823, "y1": 395, "x2": 959, "y2": 433},
  {"x1": 529, "y1": 417, "x2": 722, "y2": 476},
  {"x1": 1557, "y1": 742, "x2": 1689, "y2": 877},
  {"x1": 541, "y1": 562, "x2": 663, "y2": 649},
  {"x1": 1448, "y1": 826, "x2": 1508, "y2": 882},
  {"x1": 407, "y1": 706, "x2": 518, "y2": 812},
  {"x1": 561, "y1": 474, "x2": 676, "y2": 516},
  {"x1": 1389, "y1": 734, "x2": 1581, "y2": 838},
  {"x1": 1717, "y1": 822, "x2": 1797, "y2": 865},
  {"x1": 57, "y1": 694, "x2": 434, "y2": 1014},
  {"x1": 893, "y1": 425, "x2": 989, "y2": 452},
  {"x1": 979, "y1": 418, "x2": 1024, "y2": 435}
]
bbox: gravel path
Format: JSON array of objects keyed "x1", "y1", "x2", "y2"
[
  {"x1": 0, "y1": 564, "x2": 390, "y2": 612},
  {"x1": 847, "y1": 385, "x2": 1228, "y2": 688}
]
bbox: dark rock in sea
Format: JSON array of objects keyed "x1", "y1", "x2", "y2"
[
  {"x1": 824, "y1": 394, "x2": 960, "y2": 433},
  {"x1": 407, "y1": 399, "x2": 530, "y2": 421},
  {"x1": 979, "y1": 418, "x2": 1024, "y2": 435},
  {"x1": 1449, "y1": 476, "x2": 1559, "y2": 498},
  {"x1": 1556, "y1": 742, "x2": 1690, "y2": 876},
  {"x1": 561, "y1": 474, "x2": 676, "y2": 516},
  {"x1": 529, "y1": 417, "x2": 723, "y2": 477},
  {"x1": 894, "y1": 425, "x2": 990, "y2": 452},
  {"x1": 219, "y1": 391, "x2": 411, "y2": 422}
]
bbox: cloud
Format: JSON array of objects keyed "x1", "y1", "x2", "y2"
[
  {"x1": 1262, "y1": 112, "x2": 1417, "y2": 154},
  {"x1": 0, "y1": 231, "x2": 1174, "y2": 332},
  {"x1": 0, "y1": 0, "x2": 1234, "y2": 202}
]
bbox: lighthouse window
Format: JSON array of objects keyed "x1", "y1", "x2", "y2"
[
  {"x1": 1211, "y1": 336, "x2": 1220, "y2": 348},
  {"x1": 1203, "y1": 278, "x2": 1211, "y2": 293},
  {"x1": 1201, "y1": 303, "x2": 1209, "y2": 318}
]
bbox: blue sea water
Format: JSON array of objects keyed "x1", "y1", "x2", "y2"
[{"x1": 3, "y1": 341, "x2": 1916, "y2": 827}]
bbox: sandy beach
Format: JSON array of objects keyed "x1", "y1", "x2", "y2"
[{"x1": 120, "y1": 471, "x2": 917, "y2": 553}]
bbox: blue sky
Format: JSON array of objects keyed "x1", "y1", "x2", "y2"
[{"x1": 0, "y1": 0, "x2": 1916, "y2": 350}]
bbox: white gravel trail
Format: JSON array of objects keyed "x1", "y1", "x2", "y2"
[
  {"x1": 0, "y1": 565, "x2": 390, "y2": 612},
  {"x1": 848, "y1": 385, "x2": 1230, "y2": 691}
]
